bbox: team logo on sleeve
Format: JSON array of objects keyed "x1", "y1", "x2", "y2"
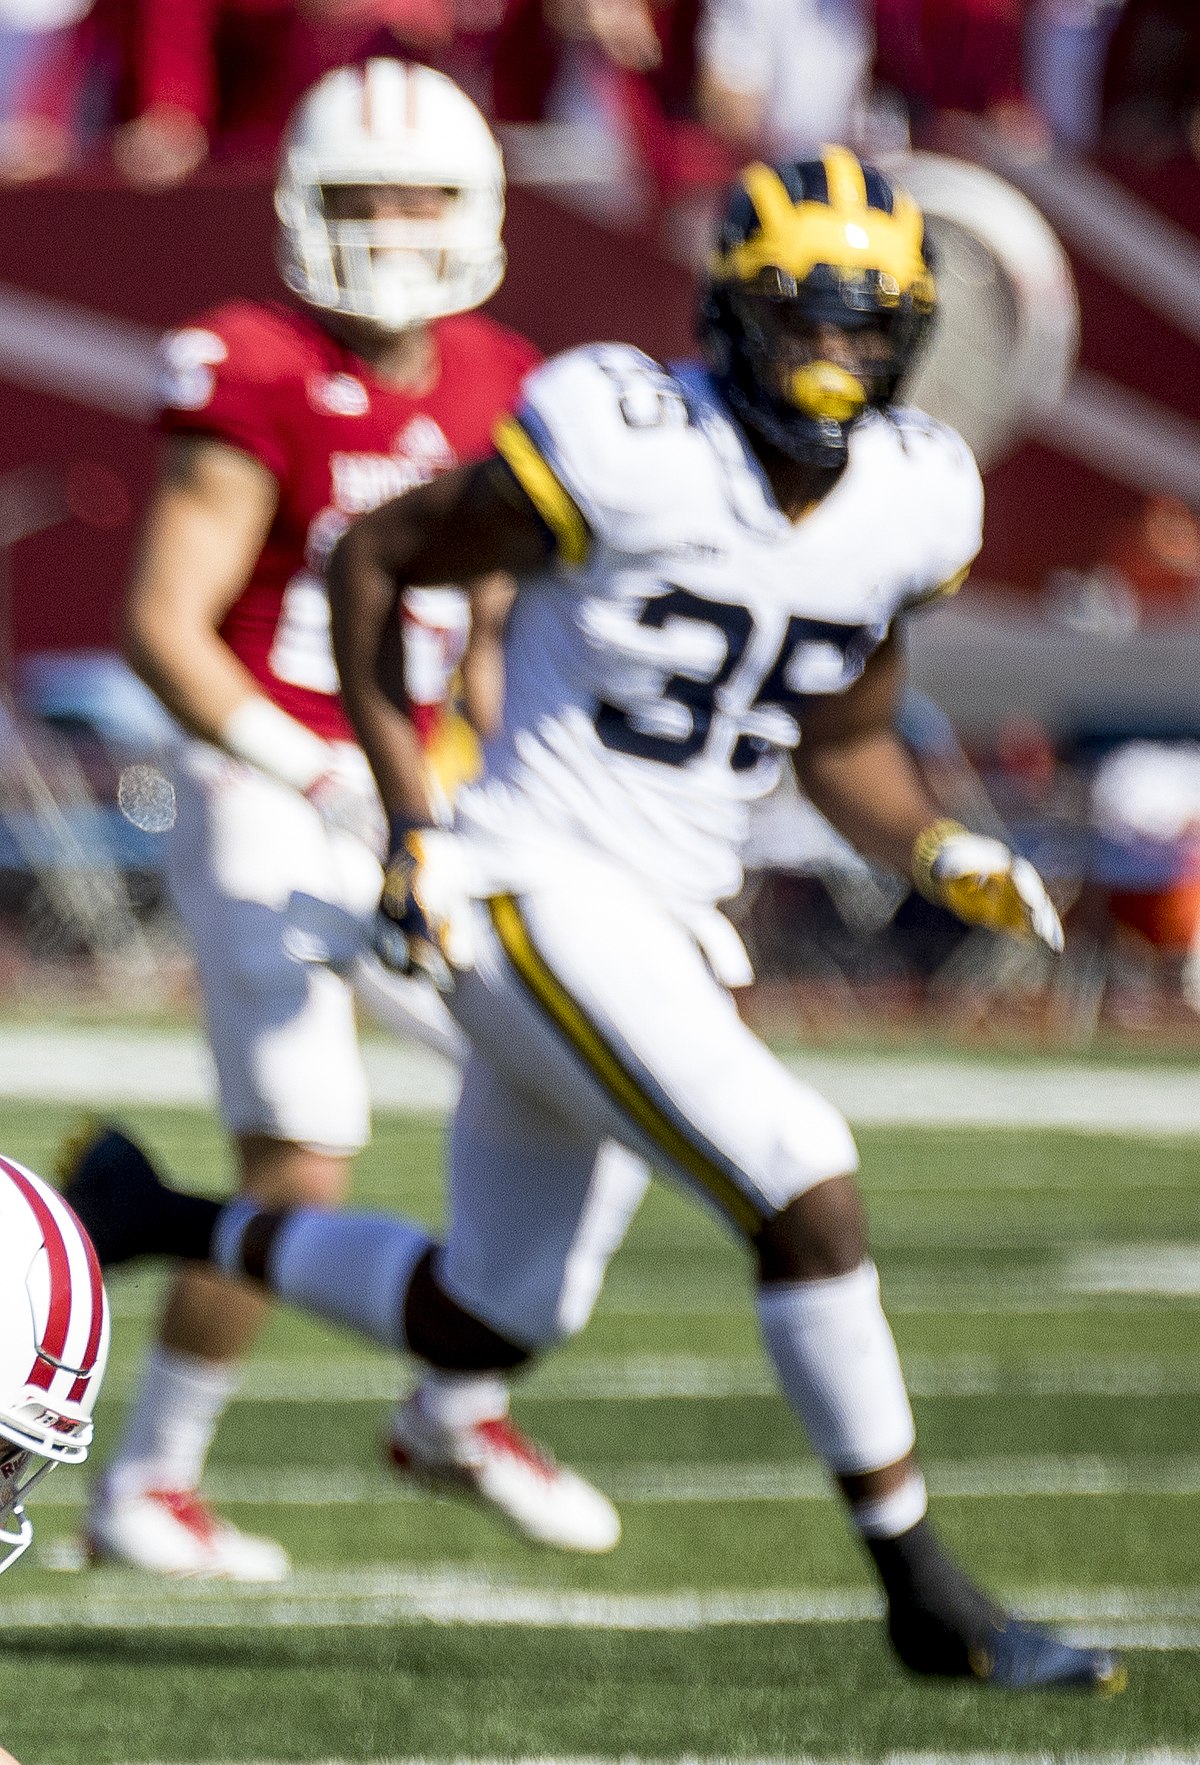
[{"x1": 157, "y1": 329, "x2": 228, "y2": 412}]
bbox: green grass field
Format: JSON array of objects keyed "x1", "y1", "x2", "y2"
[{"x1": 1, "y1": 1098, "x2": 1198, "y2": 1764}]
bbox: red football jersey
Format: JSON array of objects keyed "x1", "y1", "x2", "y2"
[{"x1": 159, "y1": 299, "x2": 540, "y2": 742}]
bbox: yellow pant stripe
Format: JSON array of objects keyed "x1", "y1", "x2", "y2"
[
  {"x1": 493, "y1": 417, "x2": 591, "y2": 567},
  {"x1": 488, "y1": 893, "x2": 764, "y2": 1235}
]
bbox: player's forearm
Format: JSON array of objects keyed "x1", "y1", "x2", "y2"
[
  {"x1": 121, "y1": 599, "x2": 263, "y2": 747},
  {"x1": 796, "y1": 729, "x2": 942, "y2": 881},
  {"x1": 328, "y1": 516, "x2": 436, "y2": 826}
]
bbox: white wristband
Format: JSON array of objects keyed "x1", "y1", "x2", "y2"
[{"x1": 220, "y1": 697, "x2": 331, "y2": 792}]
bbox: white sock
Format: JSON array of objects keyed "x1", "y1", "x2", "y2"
[
  {"x1": 106, "y1": 1345, "x2": 239, "y2": 1499},
  {"x1": 757, "y1": 1261, "x2": 917, "y2": 1475},
  {"x1": 261, "y1": 1210, "x2": 432, "y2": 1350},
  {"x1": 414, "y1": 1369, "x2": 510, "y2": 1433}
]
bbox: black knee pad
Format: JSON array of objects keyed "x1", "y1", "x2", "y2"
[
  {"x1": 753, "y1": 1180, "x2": 868, "y2": 1282},
  {"x1": 242, "y1": 1208, "x2": 291, "y2": 1284},
  {"x1": 403, "y1": 1247, "x2": 533, "y2": 1372}
]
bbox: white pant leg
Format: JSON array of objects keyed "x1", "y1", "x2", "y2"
[
  {"x1": 166, "y1": 741, "x2": 381, "y2": 1153},
  {"x1": 439, "y1": 1045, "x2": 650, "y2": 1349},
  {"x1": 351, "y1": 953, "x2": 468, "y2": 1065},
  {"x1": 449, "y1": 858, "x2": 858, "y2": 1239}
]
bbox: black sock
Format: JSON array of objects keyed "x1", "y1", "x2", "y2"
[
  {"x1": 62, "y1": 1127, "x2": 222, "y2": 1268},
  {"x1": 865, "y1": 1518, "x2": 1004, "y2": 1676},
  {"x1": 156, "y1": 1190, "x2": 223, "y2": 1263}
]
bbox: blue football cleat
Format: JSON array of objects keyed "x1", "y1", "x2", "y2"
[{"x1": 970, "y1": 1619, "x2": 1127, "y2": 1694}]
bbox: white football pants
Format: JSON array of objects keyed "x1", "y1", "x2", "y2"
[
  {"x1": 167, "y1": 739, "x2": 462, "y2": 1153},
  {"x1": 439, "y1": 856, "x2": 858, "y2": 1348}
]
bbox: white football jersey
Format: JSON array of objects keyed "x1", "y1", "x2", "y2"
[{"x1": 459, "y1": 343, "x2": 983, "y2": 912}]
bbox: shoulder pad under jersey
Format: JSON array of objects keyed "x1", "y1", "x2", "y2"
[
  {"x1": 872, "y1": 408, "x2": 985, "y2": 607},
  {"x1": 493, "y1": 343, "x2": 694, "y2": 565},
  {"x1": 157, "y1": 302, "x2": 318, "y2": 478}
]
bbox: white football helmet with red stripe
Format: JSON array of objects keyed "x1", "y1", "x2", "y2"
[
  {"x1": 0, "y1": 1156, "x2": 109, "y2": 1574},
  {"x1": 276, "y1": 59, "x2": 506, "y2": 331}
]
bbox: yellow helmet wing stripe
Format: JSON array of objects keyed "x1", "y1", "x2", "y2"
[
  {"x1": 821, "y1": 144, "x2": 868, "y2": 213},
  {"x1": 712, "y1": 158, "x2": 929, "y2": 295},
  {"x1": 493, "y1": 416, "x2": 591, "y2": 567}
]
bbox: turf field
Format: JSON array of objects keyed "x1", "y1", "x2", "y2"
[{"x1": 1, "y1": 1092, "x2": 1199, "y2": 1765}]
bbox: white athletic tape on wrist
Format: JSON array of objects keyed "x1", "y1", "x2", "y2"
[
  {"x1": 221, "y1": 697, "x2": 331, "y2": 792},
  {"x1": 757, "y1": 1260, "x2": 917, "y2": 1474},
  {"x1": 852, "y1": 1471, "x2": 929, "y2": 1539}
]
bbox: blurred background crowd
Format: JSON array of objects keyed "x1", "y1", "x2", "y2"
[
  {"x1": 0, "y1": 0, "x2": 1197, "y2": 1044},
  {"x1": 0, "y1": 0, "x2": 1193, "y2": 199}
]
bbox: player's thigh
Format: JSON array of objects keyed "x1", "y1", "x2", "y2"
[
  {"x1": 454, "y1": 872, "x2": 858, "y2": 1239},
  {"x1": 166, "y1": 744, "x2": 375, "y2": 1152},
  {"x1": 440, "y1": 1050, "x2": 645, "y2": 1348}
]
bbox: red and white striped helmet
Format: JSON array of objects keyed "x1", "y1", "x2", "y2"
[
  {"x1": 276, "y1": 59, "x2": 506, "y2": 331},
  {"x1": 0, "y1": 1155, "x2": 109, "y2": 1574}
]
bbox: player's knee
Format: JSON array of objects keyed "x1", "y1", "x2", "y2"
[
  {"x1": 754, "y1": 1172, "x2": 868, "y2": 1283},
  {"x1": 237, "y1": 1136, "x2": 353, "y2": 1208},
  {"x1": 403, "y1": 1247, "x2": 533, "y2": 1372}
]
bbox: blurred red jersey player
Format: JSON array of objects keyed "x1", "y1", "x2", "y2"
[{"x1": 97, "y1": 59, "x2": 544, "y2": 1579}]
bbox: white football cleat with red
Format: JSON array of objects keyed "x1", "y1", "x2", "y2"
[
  {"x1": 85, "y1": 1479, "x2": 290, "y2": 1581},
  {"x1": 387, "y1": 1396, "x2": 621, "y2": 1554}
]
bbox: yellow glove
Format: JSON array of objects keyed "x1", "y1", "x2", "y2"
[
  {"x1": 375, "y1": 825, "x2": 478, "y2": 989},
  {"x1": 912, "y1": 820, "x2": 1064, "y2": 953}
]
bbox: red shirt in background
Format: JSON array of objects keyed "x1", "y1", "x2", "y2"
[{"x1": 21, "y1": 0, "x2": 455, "y2": 155}]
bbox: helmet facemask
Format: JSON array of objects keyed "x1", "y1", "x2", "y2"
[
  {"x1": 699, "y1": 154, "x2": 937, "y2": 469},
  {"x1": 279, "y1": 172, "x2": 506, "y2": 332},
  {"x1": 0, "y1": 1405, "x2": 93, "y2": 1576}
]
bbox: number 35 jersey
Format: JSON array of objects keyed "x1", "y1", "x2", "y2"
[{"x1": 460, "y1": 342, "x2": 984, "y2": 912}]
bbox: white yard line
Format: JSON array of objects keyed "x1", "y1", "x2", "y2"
[
  {"x1": 9, "y1": 1026, "x2": 1200, "y2": 1134},
  {"x1": 92, "y1": 1352, "x2": 1200, "y2": 1404},
  {"x1": 5, "y1": 1570, "x2": 1198, "y2": 1650},
  {"x1": 99, "y1": 1756, "x2": 1200, "y2": 1765},
  {"x1": 104, "y1": 1277, "x2": 1200, "y2": 1325},
  {"x1": 32, "y1": 1456, "x2": 1200, "y2": 1509},
  {"x1": 1066, "y1": 1246, "x2": 1200, "y2": 1297}
]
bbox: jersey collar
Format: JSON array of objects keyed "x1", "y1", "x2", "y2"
[{"x1": 670, "y1": 361, "x2": 790, "y2": 531}]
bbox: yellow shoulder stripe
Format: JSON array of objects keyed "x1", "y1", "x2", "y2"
[{"x1": 493, "y1": 416, "x2": 591, "y2": 567}]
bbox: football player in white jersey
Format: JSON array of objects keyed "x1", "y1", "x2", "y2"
[
  {"x1": 67, "y1": 151, "x2": 1121, "y2": 1692},
  {"x1": 69, "y1": 58, "x2": 628, "y2": 1581}
]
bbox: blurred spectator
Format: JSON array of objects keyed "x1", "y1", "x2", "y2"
[
  {"x1": 1088, "y1": 738, "x2": 1200, "y2": 1009},
  {"x1": 1101, "y1": 0, "x2": 1200, "y2": 161},
  {"x1": 1, "y1": 0, "x2": 455, "y2": 187},
  {"x1": 1024, "y1": 0, "x2": 1125, "y2": 152},
  {"x1": 1047, "y1": 496, "x2": 1200, "y2": 633},
  {"x1": 0, "y1": 0, "x2": 91, "y2": 118},
  {"x1": 493, "y1": 0, "x2": 734, "y2": 199},
  {"x1": 874, "y1": 0, "x2": 1052, "y2": 155},
  {"x1": 1103, "y1": 495, "x2": 1200, "y2": 618},
  {"x1": 693, "y1": 0, "x2": 876, "y2": 159}
]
